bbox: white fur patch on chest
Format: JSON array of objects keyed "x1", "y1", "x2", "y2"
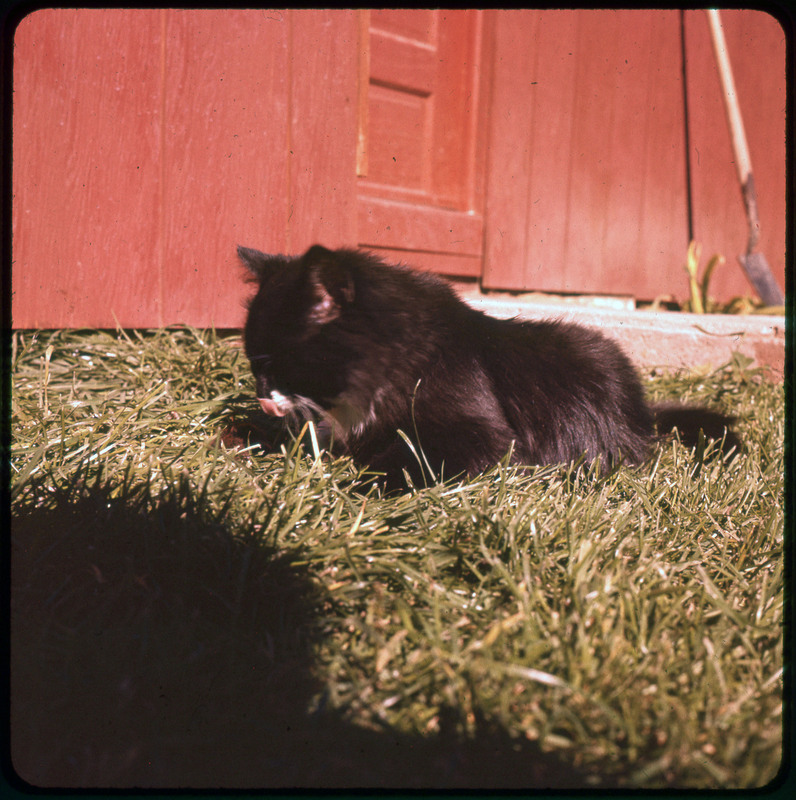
[
  {"x1": 327, "y1": 393, "x2": 377, "y2": 438},
  {"x1": 327, "y1": 401, "x2": 367, "y2": 436}
]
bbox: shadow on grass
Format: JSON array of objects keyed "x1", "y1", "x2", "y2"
[{"x1": 11, "y1": 478, "x2": 589, "y2": 789}]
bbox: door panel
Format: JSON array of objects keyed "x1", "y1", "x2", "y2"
[
  {"x1": 357, "y1": 10, "x2": 487, "y2": 275},
  {"x1": 366, "y1": 83, "x2": 430, "y2": 194},
  {"x1": 358, "y1": 198, "x2": 483, "y2": 255}
]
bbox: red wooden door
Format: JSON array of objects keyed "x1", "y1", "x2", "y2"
[
  {"x1": 483, "y1": 10, "x2": 690, "y2": 298},
  {"x1": 356, "y1": 10, "x2": 489, "y2": 277}
]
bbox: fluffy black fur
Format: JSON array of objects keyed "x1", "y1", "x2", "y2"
[{"x1": 240, "y1": 244, "x2": 738, "y2": 488}]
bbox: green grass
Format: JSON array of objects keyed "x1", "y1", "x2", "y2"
[{"x1": 10, "y1": 327, "x2": 785, "y2": 789}]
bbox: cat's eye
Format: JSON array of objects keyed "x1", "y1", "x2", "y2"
[{"x1": 250, "y1": 354, "x2": 272, "y2": 365}]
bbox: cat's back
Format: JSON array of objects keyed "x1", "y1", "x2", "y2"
[
  {"x1": 344, "y1": 251, "x2": 471, "y2": 340},
  {"x1": 351, "y1": 251, "x2": 462, "y2": 308},
  {"x1": 467, "y1": 308, "x2": 635, "y2": 378}
]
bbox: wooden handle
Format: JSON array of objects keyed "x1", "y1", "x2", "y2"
[{"x1": 706, "y1": 9, "x2": 753, "y2": 185}]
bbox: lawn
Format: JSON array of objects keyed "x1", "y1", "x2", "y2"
[{"x1": 9, "y1": 327, "x2": 785, "y2": 789}]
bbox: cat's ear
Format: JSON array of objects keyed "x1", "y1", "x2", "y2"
[
  {"x1": 303, "y1": 245, "x2": 355, "y2": 325},
  {"x1": 237, "y1": 245, "x2": 268, "y2": 275},
  {"x1": 237, "y1": 245, "x2": 289, "y2": 281}
]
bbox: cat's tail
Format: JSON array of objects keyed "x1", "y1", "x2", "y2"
[{"x1": 653, "y1": 403, "x2": 741, "y2": 457}]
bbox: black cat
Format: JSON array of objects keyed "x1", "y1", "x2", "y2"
[{"x1": 239, "y1": 244, "x2": 737, "y2": 489}]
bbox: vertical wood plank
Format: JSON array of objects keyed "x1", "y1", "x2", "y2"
[
  {"x1": 633, "y1": 12, "x2": 693, "y2": 296},
  {"x1": 470, "y1": 10, "x2": 494, "y2": 223},
  {"x1": 12, "y1": 9, "x2": 162, "y2": 328},
  {"x1": 485, "y1": 8, "x2": 783, "y2": 302},
  {"x1": 287, "y1": 9, "x2": 359, "y2": 252},
  {"x1": 685, "y1": 9, "x2": 786, "y2": 300},
  {"x1": 482, "y1": 10, "x2": 539, "y2": 289},
  {"x1": 432, "y1": 10, "x2": 483, "y2": 210},
  {"x1": 517, "y1": 10, "x2": 580, "y2": 290},
  {"x1": 161, "y1": 9, "x2": 290, "y2": 328}
]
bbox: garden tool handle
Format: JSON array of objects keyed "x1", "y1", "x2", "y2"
[{"x1": 706, "y1": 9, "x2": 753, "y2": 186}]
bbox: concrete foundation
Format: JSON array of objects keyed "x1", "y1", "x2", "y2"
[{"x1": 463, "y1": 295, "x2": 786, "y2": 380}]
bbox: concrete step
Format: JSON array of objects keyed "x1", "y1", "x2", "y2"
[{"x1": 463, "y1": 294, "x2": 785, "y2": 380}]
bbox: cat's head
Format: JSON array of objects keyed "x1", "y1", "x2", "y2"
[{"x1": 239, "y1": 244, "x2": 360, "y2": 422}]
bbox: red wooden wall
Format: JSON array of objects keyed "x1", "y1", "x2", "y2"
[
  {"x1": 12, "y1": 9, "x2": 358, "y2": 328},
  {"x1": 11, "y1": 9, "x2": 786, "y2": 328},
  {"x1": 684, "y1": 8, "x2": 786, "y2": 296}
]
